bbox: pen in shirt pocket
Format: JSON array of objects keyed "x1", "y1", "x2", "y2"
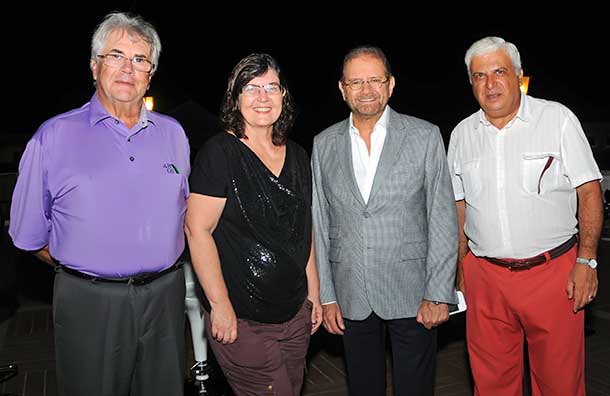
[{"x1": 537, "y1": 156, "x2": 554, "y2": 194}]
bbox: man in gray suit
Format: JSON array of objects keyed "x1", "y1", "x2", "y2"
[{"x1": 311, "y1": 46, "x2": 458, "y2": 396}]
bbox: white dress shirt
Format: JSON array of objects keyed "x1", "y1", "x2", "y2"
[
  {"x1": 447, "y1": 94, "x2": 602, "y2": 259},
  {"x1": 349, "y1": 106, "x2": 389, "y2": 204},
  {"x1": 321, "y1": 108, "x2": 389, "y2": 306}
]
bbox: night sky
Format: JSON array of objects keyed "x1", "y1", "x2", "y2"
[{"x1": 7, "y1": 5, "x2": 609, "y2": 151}]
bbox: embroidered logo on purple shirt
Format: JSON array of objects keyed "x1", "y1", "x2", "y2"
[{"x1": 163, "y1": 163, "x2": 180, "y2": 174}]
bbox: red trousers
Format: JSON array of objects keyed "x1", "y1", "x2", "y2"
[{"x1": 463, "y1": 245, "x2": 585, "y2": 396}]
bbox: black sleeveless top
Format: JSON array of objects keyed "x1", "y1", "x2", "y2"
[{"x1": 189, "y1": 132, "x2": 312, "y2": 323}]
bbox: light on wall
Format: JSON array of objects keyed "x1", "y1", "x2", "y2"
[
  {"x1": 520, "y1": 76, "x2": 530, "y2": 95},
  {"x1": 144, "y1": 96, "x2": 154, "y2": 111}
]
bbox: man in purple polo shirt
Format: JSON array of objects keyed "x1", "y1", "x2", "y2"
[{"x1": 9, "y1": 12, "x2": 190, "y2": 396}]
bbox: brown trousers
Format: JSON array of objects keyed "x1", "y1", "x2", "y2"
[{"x1": 204, "y1": 300, "x2": 312, "y2": 396}]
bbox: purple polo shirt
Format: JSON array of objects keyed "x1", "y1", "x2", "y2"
[{"x1": 9, "y1": 93, "x2": 190, "y2": 277}]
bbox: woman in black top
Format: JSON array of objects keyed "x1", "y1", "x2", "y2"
[{"x1": 185, "y1": 53, "x2": 322, "y2": 396}]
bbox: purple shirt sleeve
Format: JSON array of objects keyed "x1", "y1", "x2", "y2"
[{"x1": 9, "y1": 132, "x2": 52, "y2": 251}]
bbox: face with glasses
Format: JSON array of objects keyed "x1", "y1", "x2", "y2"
[
  {"x1": 339, "y1": 54, "x2": 395, "y2": 120},
  {"x1": 97, "y1": 53, "x2": 154, "y2": 73},
  {"x1": 239, "y1": 69, "x2": 285, "y2": 132},
  {"x1": 90, "y1": 29, "x2": 153, "y2": 111}
]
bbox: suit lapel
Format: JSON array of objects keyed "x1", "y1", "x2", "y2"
[
  {"x1": 336, "y1": 120, "x2": 366, "y2": 207},
  {"x1": 367, "y1": 108, "x2": 408, "y2": 204}
]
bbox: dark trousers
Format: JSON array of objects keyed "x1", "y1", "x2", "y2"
[
  {"x1": 205, "y1": 300, "x2": 312, "y2": 396},
  {"x1": 343, "y1": 312, "x2": 437, "y2": 396},
  {"x1": 53, "y1": 267, "x2": 186, "y2": 396}
]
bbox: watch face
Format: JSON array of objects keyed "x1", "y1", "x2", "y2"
[{"x1": 577, "y1": 258, "x2": 598, "y2": 269}]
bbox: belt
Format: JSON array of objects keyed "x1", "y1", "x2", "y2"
[
  {"x1": 482, "y1": 235, "x2": 577, "y2": 271},
  {"x1": 56, "y1": 261, "x2": 183, "y2": 285}
]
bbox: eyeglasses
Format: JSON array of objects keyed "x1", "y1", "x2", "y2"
[
  {"x1": 96, "y1": 53, "x2": 155, "y2": 73},
  {"x1": 342, "y1": 77, "x2": 389, "y2": 91},
  {"x1": 241, "y1": 83, "x2": 284, "y2": 97}
]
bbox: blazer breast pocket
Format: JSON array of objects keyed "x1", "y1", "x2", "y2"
[
  {"x1": 401, "y1": 241, "x2": 427, "y2": 260},
  {"x1": 388, "y1": 168, "x2": 421, "y2": 197}
]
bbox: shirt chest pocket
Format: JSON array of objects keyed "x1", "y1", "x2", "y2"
[
  {"x1": 459, "y1": 159, "x2": 482, "y2": 197},
  {"x1": 521, "y1": 152, "x2": 560, "y2": 194}
]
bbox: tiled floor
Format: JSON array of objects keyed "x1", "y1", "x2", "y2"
[
  {"x1": 1, "y1": 239, "x2": 609, "y2": 395},
  {"x1": 2, "y1": 306, "x2": 609, "y2": 396},
  {"x1": 0, "y1": 307, "x2": 471, "y2": 396}
]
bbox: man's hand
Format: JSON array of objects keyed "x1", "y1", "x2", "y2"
[
  {"x1": 322, "y1": 303, "x2": 345, "y2": 335},
  {"x1": 416, "y1": 300, "x2": 450, "y2": 330},
  {"x1": 34, "y1": 245, "x2": 54, "y2": 266},
  {"x1": 566, "y1": 264, "x2": 598, "y2": 313},
  {"x1": 570, "y1": 181, "x2": 602, "y2": 312}
]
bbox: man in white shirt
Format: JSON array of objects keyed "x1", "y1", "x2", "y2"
[
  {"x1": 448, "y1": 36, "x2": 602, "y2": 396},
  {"x1": 311, "y1": 46, "x2": 458, "y2": 396}
]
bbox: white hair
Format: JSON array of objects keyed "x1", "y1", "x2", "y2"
[
  {"x1": 91, "y1": 12, "x2": 161, "y2": 73},
  {"x1": 464, "y1": 36, "x2": 521, "y2": 82}
]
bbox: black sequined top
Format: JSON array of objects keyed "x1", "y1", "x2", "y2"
[{"x1": 189, "y1": 132, "x2": 312, "y2": 323}]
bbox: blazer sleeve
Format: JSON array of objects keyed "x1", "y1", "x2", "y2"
[
  {"x1": 423, "y1": 127, "x2": 459, "y2": 304},
  {"x1": 311, "y1": 138, "x2": 337, "y2": 304}
]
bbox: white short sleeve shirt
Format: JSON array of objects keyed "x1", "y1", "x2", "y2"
[{"x1": 447, "y1": 94, "x2": 602, "y2": 259}]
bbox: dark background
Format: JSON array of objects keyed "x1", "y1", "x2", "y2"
[
  {"x1": 4, "y1": 5, "x2": 609, "y2": 152},
  {"x1": 1, "y1": 3, "x2": 610, "y2": 370}
]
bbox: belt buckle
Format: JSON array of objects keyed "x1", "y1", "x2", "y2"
[
  {"x1": 131, "y1": 271, "x2": 158, "y2": 286},
  {"x1": 127, "y1": 265, "x2": 177, "y2": 286},
  {"x1": 130, "y1": 276, "x2": 149, "y2": 286},
  {"x1": 508, "y1": 260, "x2": 530, "y2": 271}
]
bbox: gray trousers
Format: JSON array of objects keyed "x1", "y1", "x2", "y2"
[{"x1": 53, "y1": 267, "x2": 186, "y2": 396}]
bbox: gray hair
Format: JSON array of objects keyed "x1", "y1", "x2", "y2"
[
  {"x1": 464, "y1": 36, "x2": 521, "y2": 83},
  {"x1": 91, "y1": 12, "x2": 161, "y2": 73}
]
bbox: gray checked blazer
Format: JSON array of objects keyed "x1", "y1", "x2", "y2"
[{"x1": 311, "y1": 107, "x2": 458, "y2": 320}]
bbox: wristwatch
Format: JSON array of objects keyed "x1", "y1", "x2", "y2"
[{"x1": 576, "y1": 257, "x2": 598, "y2": 269}]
